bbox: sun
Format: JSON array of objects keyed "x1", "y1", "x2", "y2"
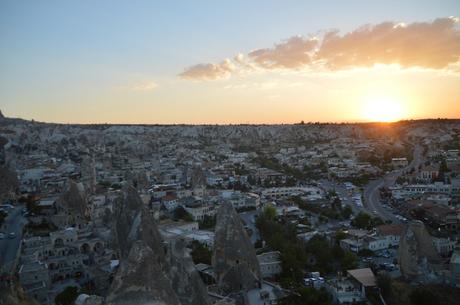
[{"x1": 363, "y1": 98, "x2": 405, "y2": 122}]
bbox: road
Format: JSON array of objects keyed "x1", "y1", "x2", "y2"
[
  {"x1": 363, "y1": 144, "x2": 423, "y2": 222},
  {"x1": 239, "y1": 210, "x2": 260, "y2": 244},
  {"x1": 0, "y1": 205, "x2": 26, "y2": 273}
]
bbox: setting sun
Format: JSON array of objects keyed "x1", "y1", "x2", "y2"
[{"x1": 363, "y1": 98, "x2": 405, "y2": 122}]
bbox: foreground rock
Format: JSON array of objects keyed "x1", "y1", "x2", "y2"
[
  {"x1": 106, "y1": 240, "x2": 182, "y2": 305},
  {"x1": 168, "y1": 239, "x2": 212, "y2": 305},
  {"x1": 213, "y1": 201, "x2": 261, "y2": 294},
  {"x1": 0, "y1": 283, "x2": 39, "y2": 305},
  {"x1": 53, "y1": 181, "x2": 88, "y2": 228},
  {"x1": 0, "y1": 166, "x2": 18, "y2": 202},
  {"x1": 112, "y1": 186, "x2": 166, "y2": 265},
  {"x1": 398, "y1": 220, "x2": 442, "y2": 281}
]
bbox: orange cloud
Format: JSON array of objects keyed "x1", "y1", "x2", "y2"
[
  {"x1": 179, "y1": 58, "x2": 235, "y2": 80},
  {"x1": 248, "y1": 36, "x2": 318, "y2": 69},
  {"x1": 180, "y1": 17, "x2": 460, "y2": 80},
  {"x1": 318, "y1": 17, "x2": 460, "y2": 70}
]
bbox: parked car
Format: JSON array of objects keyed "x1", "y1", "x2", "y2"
[
  {"x1": 0, "y1": 232, "x2": 5, "y2": 239},
  {"x1": 8, "y1": 232, "x2": 16, "y2": 239}
]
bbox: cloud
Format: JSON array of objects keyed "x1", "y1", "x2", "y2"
[
  {"x1": 317, "y1": 17, "x2": 460, "y2": 70},
  {"x1": 179, "y1": 58, "x2": 235, "y2": 80},
  {"x1": 130, "y1": 81, "x2": 158, "y2": 91},
  {"x1": 248, "y1": 36, "x2": 318, "y2": 69},
  {"x1": 179, "y1": 17, "x2": 460, "y2": 80}
]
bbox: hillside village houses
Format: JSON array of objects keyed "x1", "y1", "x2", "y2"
[{"x1": 1, "y1": 119, "x2": 459, "y2": 305}]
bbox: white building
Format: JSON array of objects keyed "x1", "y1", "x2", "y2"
[
  {"x1": 376, "y1": 224, "x2": 405, "y2": 247},
  {"x1": 257, "y1": 251, "x2": 282, "y2": 278},
  {"x1": 262, "y1": 186, "x2": 323, "y2": 200}
]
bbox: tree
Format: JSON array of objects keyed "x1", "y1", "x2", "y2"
[
  {"x1": 334, "y1": 230, "x2": 347, "y2": 242},
  {"x1": 410, "y1": 287, "x2": 440, "y2": 305},
  {"x1": 174, "y1": 206, "x2": 194, "y2": 222},
  {"x1": 26, "y1": 199, "x2": 41, "y2": 215},
  {"x1": 190, "y1": 241, "x2": 212, "y2": 265},
  {"x1": 199, "y1": 215, "x2": 216, "y2": 229},
  {"x1": 358, "y1": 249, "x2": 375, "y2": 257},
  {"x1": 332, "y1": 196, "x2": 341, "y2": 210},
  {"x1": 280, "y1": 243, "x2": 307, "y2": 286},
  {"x1": 376, "y1": 273, "x2": 392, "y2": 299},
  {"x1": 305, "y1": 235, "x2": 334, "y2": 274},
  {"x1": 341, "y1": 251, "x2": 358, "y2": 271},
  {"x1": 55, "y1": 286, "x2": 78, "y2": 305},
  {"x1": 351, "y1": 212, "x2": 372, "y2": 229},
  {"x1": 327, "y1": 190, "x2": 338, "y2": 199},
  {"x1": 341, "y1": 205, "x2": 352, "y2": 219},
  {"x1": 263, "y1": 205, "x2": 277, "y2": 221},
  {"x1": 351, "y1": 212, "x2": 382, "y2": 230},
  {"x1": 278, "y1": 287, "x2": 332, "y2": 305},
  {"x1": 0, "y1": 210, "x2": 6, "y2": 227}
]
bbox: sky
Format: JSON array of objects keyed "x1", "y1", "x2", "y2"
[{"x1": 0, "y1": 0, "x2": 459, "y2": 124}]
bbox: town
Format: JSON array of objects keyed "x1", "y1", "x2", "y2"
[{"x1": 0, "y1": 113, "x2": 459, "y2": 305}]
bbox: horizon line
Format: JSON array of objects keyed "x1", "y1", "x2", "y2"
[{"x1": 2, "y1": 113, "x2": 459, "y2": 126}]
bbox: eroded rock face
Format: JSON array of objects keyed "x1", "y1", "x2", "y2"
[
  {"x1": 0, "y1": 137, "x2": 7, "y2": 166},
  {"x1": 0, "y1": 136, "x2": 7, "y2": 147},
  {"x1": 168, "y1": 239, "x2": 212, "y2": 305},
  {"x1": 0, "y1": 166, "x2": 18, "y2": 201},
  {"x1": 213, "y1": 202, "x2": 261, "y2": 294},
  {"x1": 55, "y1": 181, "x2": 88, "y2": 227},
  {"x1": 106, "y1": 240, "x2": 182, "y2": 305},
  {"x1": 398, "y1": 220, "x2": 442, "y2": 280},
  {"x1": 0, "y1": 283, "x2": 39, "y2": 305},
  {"x1": 110, "y1": 187, "x2": 212, "y2": 305},
  {"x1": 190, "y1": 167, "x2": 206, "y2": 188},
  {"x1": 80, "y1": 155, "x2": 96, "y2": 194},
  {"x1": 113, "y1": 186, "x2": 165, "y2": 263}
]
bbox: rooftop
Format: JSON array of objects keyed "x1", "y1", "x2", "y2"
[{"x1": 347, "y1": 268, "x2": 376, "y2": 287}]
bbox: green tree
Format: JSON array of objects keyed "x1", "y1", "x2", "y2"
[
  {"x1": 410, "y1": 287, "x2": 440, "y2": 305},
  {"x1": 26, "y1": 200, "x2": 41, "y2": 215},
  {"x1": 0, "y1": 210, "x2": 6, "y2": 227},
  {"x1": 55, "y1": 286, "x2": 78, "y2": 305},
  {"x1": 358, "y1": 249, "x2": 375, "y2": 257},
  {"x1": 351, "y1": 212, "x2": 372, "y2": 229},
  {"x1": 174, "y1": 206, "x2": 194, "y2": 222},
  {"x1": 341, "y1": 250, "x2": 358, "y2": 271},
  {"x1": 199, "y1": 215, "x2": 216, "y2": 229},
  {"x1": 332, "y1": 196, "x2": 341, "y2": 210},
  {"x1": 278, "y1": 287, "x2": 332, "y2": 305},
  {"x1": 263, "y1": 205, "x2": 277, "y2": 221},
  {"x1": 335, "y1": 230, "x2": 347, "y2": 242},
  {"x1": 190, "y1": 241, "x2": 212, "y2": 265},
  {"x1": 376, "y1": 273, "x2": 392, "y2": 299},
  {"x1": 280, "y1": 243, "x2": 307, "y2": 286},
  {"x1": 341, "y1": 205, "x2": 353, "y2": 219}
]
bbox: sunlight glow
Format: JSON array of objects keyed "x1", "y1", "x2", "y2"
[{"x1": 363, "y1": 97, "x2": 405, "y2": 122}]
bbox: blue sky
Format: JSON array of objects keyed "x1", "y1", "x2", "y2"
[{"x1": 1, "y1": 1, "x2": 459, "y2": 123}]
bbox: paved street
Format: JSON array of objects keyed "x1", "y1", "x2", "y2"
[
  {"x1": 363, "y1": 144, "x2": 423, "y2": 223},
  {"x1": 239, "y1": 210, "x2": 260, "y2": 244},
  {"x1": 0, "y1": 205, "x2": 26, "y2": 273}
]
